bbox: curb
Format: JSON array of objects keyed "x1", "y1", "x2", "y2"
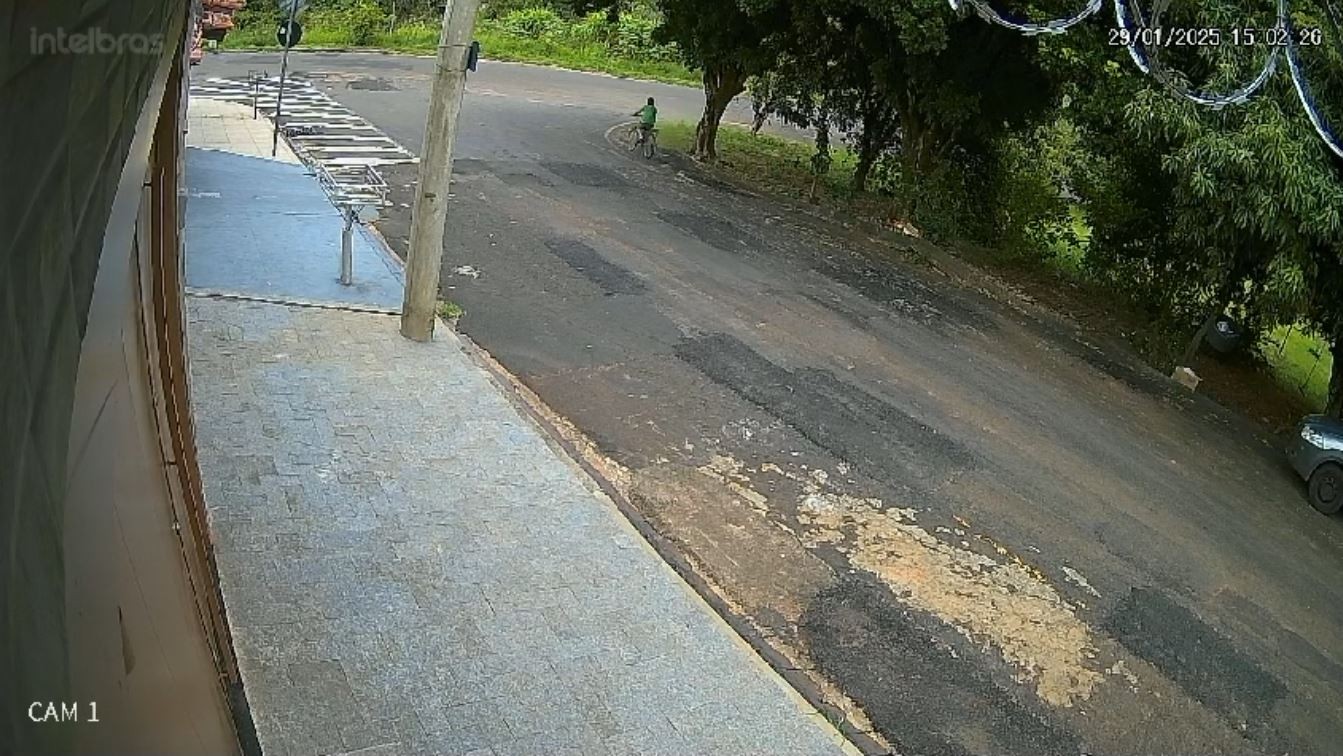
[{"x1": 457, "y1": 336, "x2": 890, "y2": 756}]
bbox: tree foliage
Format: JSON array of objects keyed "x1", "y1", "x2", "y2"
[
  {"x1": 1031, "y1": 0, "x2": 1343, "y2": 410},
  {"x1": 654, "y1": 0, "x2": 792, "y2": 159}
]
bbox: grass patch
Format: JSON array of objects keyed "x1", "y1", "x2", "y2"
[
  {"x1": 218, "y1": 19, "x2": 698, "y2": 86},
  {"x1": 1263, "y1": 326, "x2": 1332, "y2": 412},
  {"x1": 658, "y1": 121, "x2": 869, "y2": 205},
  {"x1": 223, "y1": 23, "x2": 361, "y2": 48},
  {"x1": 375, "y1": 21, "x2": 440, "y2": 51},
  {"x1": 436, "y1": 299, "x2": 465, "y2": 321},
  {"x1": 474, "y1": 24, "x2": 697, "y2": 84}
]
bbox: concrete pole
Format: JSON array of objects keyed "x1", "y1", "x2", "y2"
[
  {"x1": 400, "y1": 0, "x2": 482, "y2": 342},
  {"x1": 340, "y1": 209, "x2": 354, "y2": 286}
]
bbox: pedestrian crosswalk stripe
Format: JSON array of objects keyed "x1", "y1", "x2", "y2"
[{"x1": 189, "y1": 75, "x2": 417, "y2": 169}]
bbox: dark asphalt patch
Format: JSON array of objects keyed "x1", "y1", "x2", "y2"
[
  {"x1": 816, "y1": 260, "x2": 997, "y2": 333},
  {"x1": 1213, "y1": 589, "x2": 1343, "y2": 688},
  {"x1": 1105, "y1": 587, "x2": 1288, "y2": 750},
  {"x1": 540, "y1": 162, "x2": 629, "y2": 188},
  {"x1": 802, "y1": 291, "x2": 873, "y2": 329},
  {"x1": 801, "y1": 576, "x2": 1082, "y2": 756},
  {"x1": 657, "y1": 211, "x2": 750, "y2": 252},
  {"x1": 673, "y1": 332, "x2": 974, "y2": 493},
  {"x1": 452, "y1": 158, "x2": 490, "y2": 176},
  {"x1": 654, "y1": 151, "x2": 752, "y2": 196},
  {"x1": 497, "y1": 171, "x2": 557, "y2": 189},
  {"x1": 1013, "y1": 308, "x2": 1192, "y2": 404},
  {"x1": 1059, "y1": 332, "x2": 1177, "y2": 400},
  {"x1": 544, "y1": 238, "x2": 647, "y2": 296},
  {"x1": 346, "y1": 76, "x2": 398, "y2": 91}
]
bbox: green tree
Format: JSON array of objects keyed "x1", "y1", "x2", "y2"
[
  {"x1": 1042, "y1": 0, "x2": 1343, "y2": 404},
  {"x1": 655, "y1": 0, "x2": 791, "y2": 160},
  {"x1": 745, "y1": 0, "x2": 1056, "y2": 211},
  {"x1": 775, "y1": 0, "x2": 899, "y2": 192}
]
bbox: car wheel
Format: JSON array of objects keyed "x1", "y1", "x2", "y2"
[{"x1": 1308, "y1": 462, "x2": 1343, "y2": 515}]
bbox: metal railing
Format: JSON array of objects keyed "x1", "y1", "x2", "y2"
[{"x1": 315, "y1": 163, "x2": 391, "y2": 286}]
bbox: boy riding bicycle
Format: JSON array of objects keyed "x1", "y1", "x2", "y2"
[{"x1": 632, "y1": 97, "x2": 657, "y2": 144}]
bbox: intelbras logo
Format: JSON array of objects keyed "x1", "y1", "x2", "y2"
[{"x1": 30, "y1": 27, "x2": 166, "y2": 55}]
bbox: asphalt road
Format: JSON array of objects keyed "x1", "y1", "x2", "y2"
[{"x1": 199, "y1": 52, "x2": 1343, "y2": 756}]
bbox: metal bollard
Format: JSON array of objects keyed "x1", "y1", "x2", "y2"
[
  {"x1": 340, "y1": 209, "x2": 354, "y2": 286},
  {"x1": 248, "y1": 70, "x2": 262, "y2": 120}
]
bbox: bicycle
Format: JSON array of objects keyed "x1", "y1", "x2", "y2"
[{"x1": 629, "y1": 124, "x2": 657, "y2": 160}]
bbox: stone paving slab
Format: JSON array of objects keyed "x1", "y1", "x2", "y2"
[
  {"x1": 187, "y1": 297, "x2": 856, "y2": 756},
  {"x1": 187, "y1": 97, "x2": 301, "y2": 163}
]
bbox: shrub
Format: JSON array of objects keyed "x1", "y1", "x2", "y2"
[
  {"x1": 610, "y1": 14, "x2": 677, "y2": 62},
  {"x1": 342, "y1": 0, "x2": 388, "y2": 45},
  {"x1": 500, "y1": 7, "x2": 563, "y2": 38},
  {"x1": 571, "y1": 10, "x2": 612, "y2": 44},
  {"x1": 481, "y1": 0, "x2": 560, "y2": 20},
  {"x1": 232, "y1": 3, "x2": 281, "y2": 31},
  {"x1": 874, "y1": 152, "x2": 997, "y2": 245},
  {"x1": 992, "y1": 134, "x2": 1076, "y2": 260}
]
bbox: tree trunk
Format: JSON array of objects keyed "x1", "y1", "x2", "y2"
[
  {"x1": 853, "y1": 97, "x2": 894, "y2": 193},
  {"x1": 854, "y1": 147, "x2": 876, "y2": 193},
  {"x1": 694, "y1": 64, "x2": 746, "y2": 161},
  {"x1": 1327, "y1": 332, "x2": 1343, "y2": 418},
  {"x1": 897, "y1": 106, "x2": 929, "y2": 217},
  {"x1": 809, "y1": 118, "x2": 830, "y2": 202},
  {"x1": 900, "y1": 111, "x2": 936, "y2": 177},
  {"x1": 1181, "y1": 309, "x2": 1220, "y2": 367},
  {"x1": 751, "y1": 109, "x2": 768, "y2": 135}
]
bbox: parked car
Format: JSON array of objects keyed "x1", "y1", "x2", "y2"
[{"x1": 1288, "y1": 415, "x2": 1343, "y2": 514}]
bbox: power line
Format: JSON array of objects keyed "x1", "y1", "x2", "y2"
[{"x1": 954, "y1": 0, "x2": 1343, "y2": 156}]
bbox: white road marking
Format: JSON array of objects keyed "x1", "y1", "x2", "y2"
[{"x1": 189, "y1": 75, "x2": 417, "y2": 172}]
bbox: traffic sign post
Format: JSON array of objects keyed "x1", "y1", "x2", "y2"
[
  {"x1": 276, "y1": 19, "x2": 303, "y2": 48},
  {"x1": 271, "y1": 1, "x2": 305, "y2": 158}
]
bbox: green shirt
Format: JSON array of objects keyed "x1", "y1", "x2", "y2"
[{"x1": 639, "y1": 104, "x2": 658, "y2": 126}]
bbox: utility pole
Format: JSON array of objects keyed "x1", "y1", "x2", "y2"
[{"x1": 401, "y1": 0, "x2": 483, "y2": 342}]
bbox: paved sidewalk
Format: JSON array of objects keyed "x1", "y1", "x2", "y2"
[
  {"x1": 185, "y1": 85, "x2": 856, "y2": 756},
  {"x1": 186, "y1": 147, "x2": 405, "y2": 311},
  {"x1": 188, "y1": 97, "x2": 301, "y2": 163}
]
